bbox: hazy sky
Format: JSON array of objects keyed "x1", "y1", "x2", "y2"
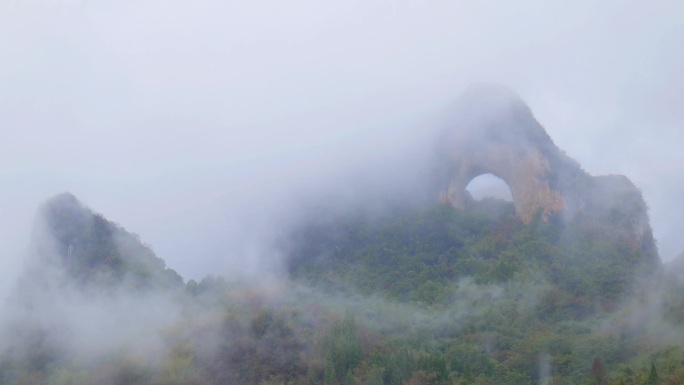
[{"x1": 1, "y1": 0, "x2": 683, "y2": 285}]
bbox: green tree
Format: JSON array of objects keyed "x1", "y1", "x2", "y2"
[
  {"x1": 345, "y1": 369, "x2": 357, "y2": 385},
  {"x1": 591, "y1": 358, "x2": 607, "y2": 385},
  {"x1": 645, "y1": 363, "x2": 658, "y2": 385},
  {"x1": 325, "y1": 354, "x2": 337, "y2": 385}
]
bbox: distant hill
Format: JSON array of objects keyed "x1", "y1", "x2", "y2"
[{"x1": 27, "y1": 192, "x2": 183, "y2": 290}]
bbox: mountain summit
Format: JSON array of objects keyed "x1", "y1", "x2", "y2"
[
  {"x1": 29, "y1": 192, "x2": 183, "y2": 289},
  {"x1": 437, "y1": 85, "x2": 656, "y2": 257}
]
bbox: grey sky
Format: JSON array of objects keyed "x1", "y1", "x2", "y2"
[{"x1": 1, "y1": 0, "x2": 683, "y2": 286}]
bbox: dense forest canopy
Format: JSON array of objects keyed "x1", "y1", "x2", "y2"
[{"x1": 1, "y1": 192, "x2": 683, "y2": 385}]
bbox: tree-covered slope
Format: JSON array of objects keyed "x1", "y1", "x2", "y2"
[
  {"x1": 32, "y1": 192, "x2": 183, "y2": 289},
  {"x1": 288, "y1": 198, "x2": 657, "y2": 313},
  {"x1": 2, "y1": 195, "x2": 683, "y2": 385}
]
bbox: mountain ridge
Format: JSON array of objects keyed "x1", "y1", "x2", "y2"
[{"x1": 28, "y1": 192, "x2": 183, "y2": 290}]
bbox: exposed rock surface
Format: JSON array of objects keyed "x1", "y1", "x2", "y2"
[{"x1": 437, "y1": 85, "x2": 656, "y2": 256}]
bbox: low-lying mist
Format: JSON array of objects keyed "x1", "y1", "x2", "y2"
[{"x1": 2, "y1": 84, "x2": 684, "y2": 384}]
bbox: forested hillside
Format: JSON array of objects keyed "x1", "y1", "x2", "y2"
[
  {"x1": 1, "y1": 195, "x2": 684, "y2": 385},
  {"x1": 288, "y1": 197, "x2": 656, "y2": 309},
  {"x1": 32, "y1": 192, "x2": 183, "y2": 289}
]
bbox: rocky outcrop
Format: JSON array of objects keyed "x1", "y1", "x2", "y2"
[{"x1": 438, "y1": 85, "x2": 656, "y2": 256}]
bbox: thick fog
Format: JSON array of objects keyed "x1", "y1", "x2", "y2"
[{"x1": 2, "y1": 0, "x2": 684, "y2": 291}]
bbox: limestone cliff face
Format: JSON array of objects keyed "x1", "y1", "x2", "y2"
[{"x1": 438, "y1": 85, "x2": 656, "y2": 256}]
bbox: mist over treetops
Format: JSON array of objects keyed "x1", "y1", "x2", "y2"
[{"x1": 2, "y1": 88, "x2": 684, "y2": 385}]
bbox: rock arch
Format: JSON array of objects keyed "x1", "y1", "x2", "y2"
[
  {"x1": 438, "y1": 86, "x2": 566, "y2": 223},
  {"x1": 439, "y1": 141, "x2": 566, "y2": 223},
  {"x1": 435, "y1": 84, "x2": 656, "y2": 257},
  {"x1": 465, "y1": 173, "x2": 513, "y2": 201}
]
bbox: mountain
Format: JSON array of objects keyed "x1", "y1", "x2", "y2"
[
  {"x1": 25, "y1": 192, "x2": 183, "y2": 290},
  {"x1": 287, "y1": 86, "x2": 659, "y2": 308},
  {"x1": 435, "y1": 85, "x2": 657, "y2": 259},
  {"x1": 1, "y1": 88, "x2": 683, "y2": 385}
]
